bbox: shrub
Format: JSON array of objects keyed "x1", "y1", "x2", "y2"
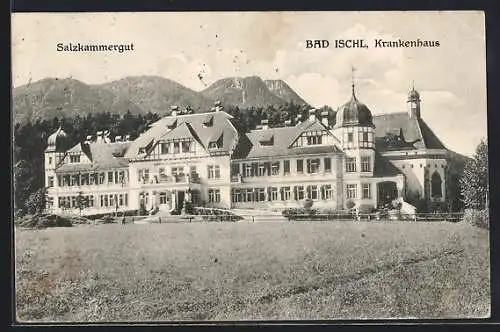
[
  {"x1": 303, "y1": 198, "x2": 314, "y2": 210},
  {"x1": 15, "y1": 213, "x2": 73, "y2": 229},
  {"x1": 346, "y1": 200, "x2": 356, "y2": 210},
  {"x1": 358, "y1": 204, "x2": 374, "y2": 214},
  {"x1": 184, "y1": 201, "x2": 194, "y2": 214},
  {"x1": 99, "y1": 215, "x2": 115, "y2": 224},
  {"x1": 462, "y1": 209, "x2": 489, "y2": 230}
]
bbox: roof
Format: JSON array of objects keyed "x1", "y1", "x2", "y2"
[
  {"x1": 56, "y1": 141, "x2": 131, "y2": 173},
  {"x1": 372, "y1": 112, "x2": 446, "y2": 151},
  {"x1": 334, "y1": 90, "x2": 374, "y2": 128},
  {"x1": 373, "y1": 153, "x2": 403, "y2": 177},
  {"x1": 125, "y1": 111, "x2": 238, "y2": 159},
  {"x1": 240, "y1": 118, "x2": 341, "y2": 159}
]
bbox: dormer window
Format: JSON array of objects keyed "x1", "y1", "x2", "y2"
[
  {"x1": 202, "y1": 116, "x2": 214, "y2": 127},
  {"x1": 259, "y1": 133, "x2": 274, "y2": 146},
  {"x1": 208, "y1": 133, "x2": 223, "y2": 150},
  {"x1": 138, "y1": 147, "x2": 146, "y2": 154},
  {"x1": 166, "y1": 119, "x2": 177, "y2": 130}
]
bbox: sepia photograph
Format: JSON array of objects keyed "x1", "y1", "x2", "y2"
[{"x1": 11, "y1": 11, "x2": 490, "y2": 322}]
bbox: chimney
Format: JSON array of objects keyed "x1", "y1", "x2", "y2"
[
  {"x1": 96, "y1": 131, "x2": 104, "y2": 142},
  {"x1": 214, "y1": 101, "x2": 223, "y2": 112},
  {"x1": 256, "y1": 125, "x2": 263, "y2": 130},
  {"x1": 103, "y1": 130, "x2": 111, "y2": 143},
  {"x1": 308, "y1": 108, "x2": 317, "y2": 121},
  {"x1": 86, "y1": 135, "x2": 93, "y2": 141},
  {"x1": 171, "y1": 105, "x2": 179, "y2": 117},
  {"x1": 261, "y1": 119, "x2": 269, "y2": 130},
  {"x1": 321, "y1": 111, "x2": 329, "y2": 128},
  {"x1": 115, "y1": 135, "x2": 122, "y2": 142},
  {"x1": 296, "y1": 114, "x2": 302, "y2": 125},
  {"x1": 284, "y1": 120, "x2": 292, "y2": 127},
  {"x1": 125, "y1": 134, "x2": 131, "y2": 141}
]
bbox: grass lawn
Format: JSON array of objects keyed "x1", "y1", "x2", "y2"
[{"x1": 15, "y1": 221, "x2": 490, "y2": 322}]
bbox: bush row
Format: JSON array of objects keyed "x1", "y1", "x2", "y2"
[{"x1": 462, "y1": 209, "x2": 489, "y2": 229}]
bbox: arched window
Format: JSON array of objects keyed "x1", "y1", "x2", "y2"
[{"x1": 431, "y1": 172, "x2": 442, "y2": 198}]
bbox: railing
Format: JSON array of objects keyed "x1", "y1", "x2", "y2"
[
  {"x1": 282, "y1": 212, "x2": 464, "y2": 222},
  {"x1": 142, "y1": 173, "x2": 201, "y2": 185}
]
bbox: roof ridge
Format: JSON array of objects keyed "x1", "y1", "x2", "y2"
[{"x1": 372, "y1": 111, "x2": 407, "y2": 117}]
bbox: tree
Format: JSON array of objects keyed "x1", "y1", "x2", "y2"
[
  {"x1": 24, "y1": 187, "x2": 48, "y2": 215},
  {"x1": 460, "y1": 140, "x2": 489, "y2": 209}
]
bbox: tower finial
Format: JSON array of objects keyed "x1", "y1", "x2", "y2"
[
  {"x1": 412, "y1": 80, "x2": 415, "y2": 91},
  {"x1": 351, "y1": 65, "x2": 357, "y2": 97}
]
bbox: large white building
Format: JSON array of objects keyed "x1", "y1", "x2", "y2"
[{"x1": 44, "y1": 85, "x2": 448, "y2": 216}]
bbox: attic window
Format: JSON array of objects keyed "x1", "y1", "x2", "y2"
[
  {"x1": 202, "y1": 116, "x2": 214, "y2": 127},
  {"x1": 259, "y1": 135, "x2": 274, "y2": 146},
  {"x1": 208, "y1": 133, "x2": 223, "y2": 150},
  {"x1": 166, "y1": 119, "x2": 177, "y2": 130},
  {"x1": 138, "y1": 147, "x2": 146, "y2": 154}
]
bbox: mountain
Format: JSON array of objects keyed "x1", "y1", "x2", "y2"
[
  {"x1": 96, "y1": 76, "x2": 213, "y2": 115},
  {"x1": 12, "y1": 78, "x2": 116, "y2": 124},
  {"x1": 264, "y1": 79, "x2": 308, "y2": 105},
  {"x1": 201, "y1": 76, "x2": 308, "y2": 109},
  {"x1": 12, "y1": 75, "x2": 310, "y2": 124}
]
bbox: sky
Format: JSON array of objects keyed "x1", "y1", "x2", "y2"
[{"x1": 11, "y1": 11, "x2": 487, "y2": 156}]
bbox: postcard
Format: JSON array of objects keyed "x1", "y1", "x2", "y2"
[{"x1": 12, "y1": 11, "x2": 489, "y2": 322}]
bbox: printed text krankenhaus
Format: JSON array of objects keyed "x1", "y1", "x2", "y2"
[
  {"x1": 57, "y1": 42, "x2": 135, "y2": 53},
  {"x1": 374, "y1": 38, "x2": 440, "y2": 48}
]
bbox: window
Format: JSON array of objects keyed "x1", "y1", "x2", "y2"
[
  {"x1": 104, "y1": 195, "x2": 109, "y2": 207},
  {"x1": 160, "y1": 142, "x2": 169, "y2": 154},
  {"x1": 208, "y1": 165, "x2": 220, "y2": 179},
  {"x1": 284, "y1": 160, "x2": 290, "y2": 175},
  {"x1": 362, "y1": 183, "x2": 371, "y2": 199},
  {"x1": 138, "y1": 169, "x2": 150, "y2": 183},
  {"x1": 308, "y1": 185, "x2": 319, "y2": 200},
  {"x1": 271, "y1": 162, "x2": 280, "y2": 176},
  {"x1": 182, "y1": 141, "x2": 192, "y2": 153},
  {"x1": 361, "y1": 156, "x2": 371, "y2": 172},
  {"x1": 190, "y1": 166, "x2": 197, "y2": 175},
  {"x1": 307, "y1": 135, "x2": 322, "y2": 145},
  {"x1": 48, "y1": 176, "x2": 54, "y2": 187},
  {"x1": 282, "y1": 187, "x2": 291, "y2": 201},
  {"x1": 245, "y1": 189, "x2": 254, "y2": 202},
  {"x1": 346, "y1": 184, "x2": 357, "y2": 199},
  {"x1": 307, "y1": 159, "x2": 320, "y2": 174},
  {"x1": 324, "y1": 158, "x2": 332, "y2": 173},
  {"x1": 244, "y1": 163, "x2": 253, "y2": 177},
  {"x1": 431, "y1": 172, "x2": 443, "y2": 198},
  {"x1": 81, "y1": 173, "x2": 89, "y2": 186},
  {"x1": 88, "y1": 195, "x2": 94, "y2": 207},
  {"x1": 362, "y1": 132, "x2": 369, "y2": 142},
  {"x1": 174, "y1": 142, "x2": 180, "y2": 154},
  {"x1": 99, "y1": 173, "x2": 105, "y2": 185},
  {"x1": 208, "y1": 189, "x2": 221, "y2": 203},
  {"x1": 109, "y1": 194, "x2": 115, "y2": 207},
  {"x1": 347, "y1": 133, "x2": 353, "y2": 142},
  {"x1": 296, "y1": 186, "x2": 305, "y2": 200},
  {"x1": 208, "y1": 142, "x2": 218, "y2": 150},
  {"x1": 108, "y1": 171, "x2": 114, "y2": 183},
  {"x1": 257, "y1": 188, "x2": 266, "y2": 202},
  {"x1": 297, "y1": 159, "x2": 304, "y2": 173},
  {"x1": 71, "y1": 174, "x2": 79, "y2": 186},
  {"x1": 159, "y1": 192, "x2": 167, "y2": 204},
  {"x1": 232, "y1": 189, "x2": 241, "y2": 203},
  {"x1": 270, "y1": 187, "x2": 279, "y2": 201},
  {"x1": 70, "y1": 155, "x2": 80, "y2": 163},
  {"x1": 346, "y1": 157, "x2": 357, "y2": 172},
  {"x1": 322, "y1": 185, "x2": 332, "y2": 200},
  {"x1": 119, "y1": 194, "x2": 124, "y2": 206},
  {"x1": 124, "y1": 194, "x2": 128, "y2": 206},
  {"x1": 49, "y1": 157, "x2": 52, "y2": 164},
  {"x1": 172, "y1": 167, "x2": 184, "y2": 177},
  {"x1": 258, "y1": 164, "x2": 267, "y2": 177}
]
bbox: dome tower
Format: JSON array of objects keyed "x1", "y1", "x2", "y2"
[{"x1": 44, "y1": 124, "x2": 68, "y2": 189}]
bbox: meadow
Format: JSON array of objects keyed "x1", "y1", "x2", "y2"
[{"x1": 15, "y1": 221, "x2": 490, "y2": 322}]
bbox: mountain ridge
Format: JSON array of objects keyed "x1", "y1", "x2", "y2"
[{"x1": 13, "y1": 75, "x2": 310, "y2": 124}]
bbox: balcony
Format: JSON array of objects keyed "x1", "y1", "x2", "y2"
[{"x1": 142, "y1": 173, "x2": 201, "y2": 185}]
